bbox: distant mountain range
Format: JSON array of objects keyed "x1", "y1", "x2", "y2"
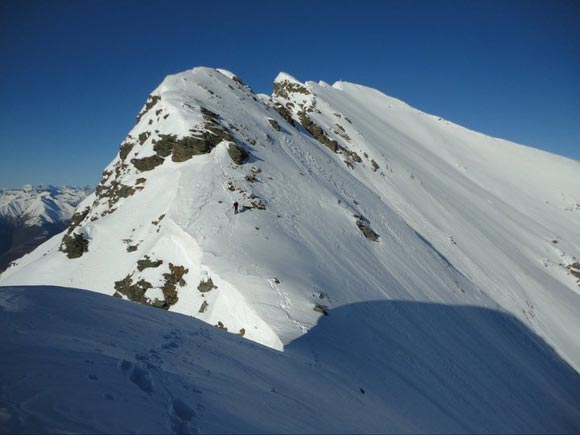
[{"x1": 0, "y1": 185, "x2": 92, "y2": 271}]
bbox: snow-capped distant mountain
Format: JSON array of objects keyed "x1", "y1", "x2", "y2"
[
  {"x1": 1, "y1": 67, "x2": 579, "y2": 367},
  {"x1": 0, "y1": 185, "x2": 91, "y2": 271}
]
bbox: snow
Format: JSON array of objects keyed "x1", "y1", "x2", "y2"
[
  {"x1": 1, "y1": 65, "x2": 579, "y2": 382},
  {"x1": 273, "y1": 71, "x2": 301, "y2": 84},
  {"x1": 1, "y1": 285, "x2": 579, "y2": 434},
  {"x1": 0, "y1": 185, "x2": 91, "y2": 226}
]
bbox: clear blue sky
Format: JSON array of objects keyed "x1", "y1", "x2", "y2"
[{"x1": 1, "y1": 0, "x2": 578, "y2": 188}]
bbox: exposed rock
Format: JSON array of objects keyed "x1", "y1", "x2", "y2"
[
  {"x1": 251, "y1": 199, "x2": 266, "y2": 210},
  {"x1": 152, "y1": 127, "x2": 233, "y2": 163},
  {"x1": 273, "y1": 80, "x2": 311, "y2": 99},
  {"x1": 334, "y1": 124, "x2": 351, "y2": 141},
  {"x1": 268, "y1": 118, "x2": 281, "y2": 131},
  {"x1": 136, "y1": 95, "x2": 160, "y2": 123},
  {"x1": 228, "y1": 143, "x2": 249, "y2": 165},
  {"x1": 137, "y1": 256, "x2": 163, "y2": 271},
  {"x1": 232, "y1": 75, "x2": 250, "y2": 90},
  {"x1": 99, "y1": 169, "x2": 113, "y2": 184},
  {"x1": 273, "y1": 103, "x2": 294, "y2": 126},
  {"x1": 67, "y1": 207, "x2": 90, "y2": 234},
  {"x1": 161, "y1": 263, "x2": 189, "y2": 308},
  {"x1": 96, "y1": 181, "x2": 137, "y2": 209},
  {"x1": 313, "y1": 303, "x2": 328, "y2": 316},
  {"x1": 197, "y1": 277, "x2": 217, "y2": 293},
  {"x1": 131, "y1": 155, "x2": 164, "y2": 172},
  {"x1": 158, "y1": 213, "x2": 166, "y2": 221},
  {"x1": 138, "y1": 132, "x2": 151, "y2": 145},
  {"x1": 201, "y1": 106, "x2": 219, "y2": 120},
  {"x1": 152, "y1": 134, "x2": 176, "y2": 157},
  {"x1": 356, "y1": 217, "x2": 380, "y2": 242},
  {"x1": 199, "y1": 300, "x2": 209, "y2": 313},
  {"x1": 568, "y1": 262, "x2": 580, "y2": 281},
  {"x1": 343, "y1": 148, "x2": 362, "y2": 168},
  {"x1": 60, "y1": 233, "x2": 89, "y2": 259},
  {"x1": 151, "y1": 214, "x2": 165, "y2": 225},
  {"x1": 114, "y1": 275, "x2": 152, "y2": 305},
  {"x1": 344, "y1": 149, "x2": 361, "y2": 163},
  {"x1": 119, "y1": 142, "x2": 135, "y2": 161},
  {"x1": 172, "y1": 135, "x2": 214, "y2": 162},
  {"x1": 298, "y1": 111, "x2": 339, "y2": 153}
]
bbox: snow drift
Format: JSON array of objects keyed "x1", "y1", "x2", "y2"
[{"x1": 1, "y1": 285, "x2": 579, "y2": 434}]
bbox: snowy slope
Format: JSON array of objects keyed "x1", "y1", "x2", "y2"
[
  {"x1": 1, "y1": 285, "x2": 579, "y2": 434},
  {"x1": 1, "y1": 67, "x2": 579, "y2": 373}
]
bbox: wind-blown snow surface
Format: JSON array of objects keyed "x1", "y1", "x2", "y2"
[
  {"x1": 1, "y1": 286, "x2": 579, "y2": 434},
  {"x1": 1, "y1": 67, "x2": 579, "y2": 371}
]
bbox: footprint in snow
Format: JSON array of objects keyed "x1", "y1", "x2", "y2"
[
  {"x1": 169, "y1": 399, "x2": 197, "y2": 434},
  {"x1": 118, "y1": 359, "x2": 155, "y2": 394}
]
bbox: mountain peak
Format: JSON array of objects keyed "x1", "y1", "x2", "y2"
[
  {"x1": 273, "y1": 71, "x2": 301, "y2": 85},
  {"x1": 2, "y1": 68, "x2": 579, "y2": 370}
]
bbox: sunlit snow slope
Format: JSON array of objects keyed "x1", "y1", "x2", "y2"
[
  {"x1": 1, "y1": 67, "x2": 579, "y2": 371},
  {"x1": 1, "y1": 286, "x2": 579, "y2": 434}
]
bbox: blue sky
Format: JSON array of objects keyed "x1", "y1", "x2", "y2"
[{"x1": 0, "y1": 0, "x2": 578, "y2": 188}]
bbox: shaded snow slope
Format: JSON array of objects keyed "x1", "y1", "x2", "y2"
[
  {"x1": 1, "y1": 68, "x2": 579, "y2": 371},
  {"x1": 1, "y1": 286, "x2": 579, "y2": 434}
]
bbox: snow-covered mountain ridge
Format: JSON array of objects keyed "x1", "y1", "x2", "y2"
[{"x1": 1, "y1": 67, "x2": 579, "y2": 371}]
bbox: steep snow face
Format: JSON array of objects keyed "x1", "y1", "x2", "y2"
[
  {"x1": 1, "y1": 68, "x2": 579, "y2": 368},
  {"x1": 0, "y1": 185, "x2": 91, "y2": 227},
  {"x1": 1, "y1": 286, "x2": 579, "y2": 434}
]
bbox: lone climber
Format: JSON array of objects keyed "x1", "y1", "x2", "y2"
[{"x1": 233, "y1": 201, "x2": 239, "y2": 215}]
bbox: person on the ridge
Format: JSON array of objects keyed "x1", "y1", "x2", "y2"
[{"x1": 233, "y1": 201, "x2": 239, "y2": 215}]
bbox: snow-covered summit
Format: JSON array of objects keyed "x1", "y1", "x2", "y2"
[
  {"x1": 273, "y1": 71, "x2": 301, "y2": 84},
  {"x1": 1, "y1": 67, "x2": 579, "y2": 373}
]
